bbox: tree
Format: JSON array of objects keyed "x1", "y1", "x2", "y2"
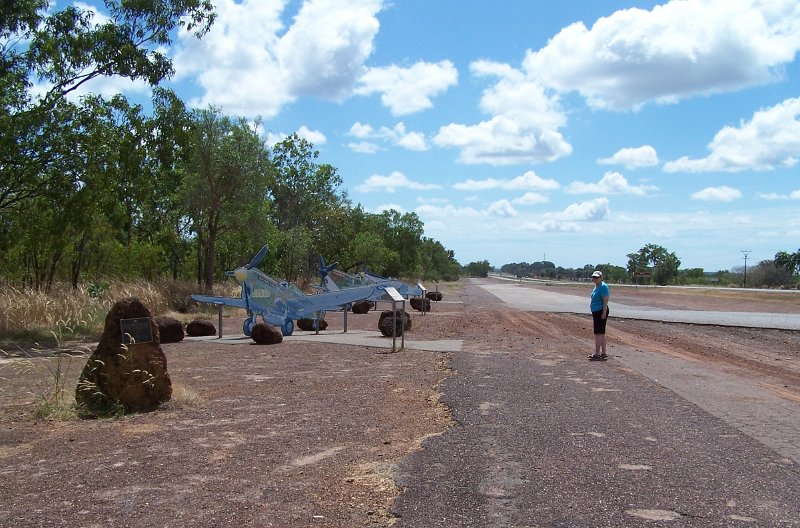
[
  {"x1": 182, "y1": 108, "x2": 273, "y2": 291},
  {"x1": 465, "y1": 260, "x2": 491, "y2": 278},
  {"x1": 0, "y1": 0, "x2": 215, "y2": 213},
  {"x1": 774, "y1": 250, "x2": 800, "y2": 278},
  {"x1": 749, "y1": 260, "x2": 791, "y2": 288},
  {"x1": 627, "y1": 243, "x2": 681, "y2": 285}
]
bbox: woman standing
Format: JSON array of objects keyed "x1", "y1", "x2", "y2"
[{"x1": 589, "y1": 270, "x2": 610, "y2": 361}]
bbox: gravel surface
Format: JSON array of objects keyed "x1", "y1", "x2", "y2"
[{"x1": 1, "y1": 278, "x2": 798, "y2": 527}]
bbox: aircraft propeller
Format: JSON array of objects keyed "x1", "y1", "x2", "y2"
[{"x1": 318, "y1": 255, "x2": 338, "y2": 281}]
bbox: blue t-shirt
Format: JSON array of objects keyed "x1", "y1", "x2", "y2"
[{"x1": 590, "y1": 282, "x2": 610, "y2": 312}]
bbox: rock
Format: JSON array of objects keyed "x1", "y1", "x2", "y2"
[
  {"x1": 75, "y1": 298, "x2": 171, "y2": 416},
  {"x1": 410, "y1": 297, "x2": 431, "y2": 312},
  {"x1": 351, "y1": 300, "x2": 372, "y2": 314},
  {"x1": 251, "y1": 323, "x2": 283, "y2": 344},
  {"x1": 154, "y1": 315, "x2": 184, "y2": 343},
  {"x1": 426, "y1": 291, "x2": 443, "y2": 302},
  {"x1": 297, "y1": 318, "x2": 328, "y2": 331},
  {"x1": 186, "y1": 319, "x2": 217, "y2": 337},
  {"x1": 378, "y1": 310, "x2": 412, "y2": 337}
]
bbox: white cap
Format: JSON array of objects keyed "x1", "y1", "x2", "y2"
[{"x1": 591, "y1": 271, "x2": 602, "y2": 278}]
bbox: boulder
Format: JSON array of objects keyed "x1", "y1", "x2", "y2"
[
  {"x1": 426, "y1": 291, "x2": 443, "y2": 302},
  {"x1": 378, "y1": 309, "x2": 412, "y2": 337},
  {"x1": 251, "y1": 323, "x2": 283, "y2": 344},
  {"x1": 154, "y1": 315, "x2": 184, "y2": 343},
  {"x1": 186, "y1": 319, "x2": 217, "y2": 337},
  {"x1": 75, "y1": 298, "x2": 171, "y2": 416},
  {"x1": 297, "y1": 318, "x2": 328, "y2": 331},
  {"x1": 410, "y1": 297, "x2": 431, "y2": 312},
  {"x1": 351, "y1": 300, "x2": 372, "y2": 314}
]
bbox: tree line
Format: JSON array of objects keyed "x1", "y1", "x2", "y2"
[
  {"x1": 496, "y1": 244, "x2": 800, "y2": 288},
  {"x1": 0, "y1": 2, "x2": 461, "y2": 293}
]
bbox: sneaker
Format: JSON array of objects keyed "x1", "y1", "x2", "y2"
[{"x1": 588, "y1": 354, "x2": 607, "y2": 361}]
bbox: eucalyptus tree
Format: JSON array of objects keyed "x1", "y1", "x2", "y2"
[
  {"x1": 370, "y1": 209, "x2": 425, "y2": 277},
  {"x1": 627, "y1": 243, "x2": 681, "y2": 285},
  {"x1": 182, "y1": 108, "x2": 273, "y2": 291},
  {"x1": 0, "y1": 0, "x2": 215, "y2": 215},
  {"x1": 268, "y1": 134, "x2": 347, "y2": 279}
]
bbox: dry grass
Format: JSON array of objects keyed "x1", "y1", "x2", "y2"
[{"x1": 0, "y1": 279, "x2": 240, "y2": 344}]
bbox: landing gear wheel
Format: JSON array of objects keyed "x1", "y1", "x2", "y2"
[
  {"x1": 281, "y1": 320, "x2": 294, "y2": 336},
  {"x1": 243, "y1": 317, "x2": 255, "y2": 337}
]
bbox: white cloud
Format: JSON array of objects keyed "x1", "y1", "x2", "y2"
[
  {"x1": 597, "y1": 145, "x2": 659, "y2": 169},
  {"x1": 356, "y1": 171, "x2": 442, "y2": 193},
  {"x1": 487, "y1": 200, "x2": 518, "y2": 218},
  {"x1": 264, "y1": 126, "x2": 326, "y2": 148},
  {"x1": 664, "y1": 97, "x2": 800, "y2": 173},
  {"x1": 355, "y1": 60, "x2": 458, "y2": 115},
  {"x1": 297, "y1": 125, "x2": 327, "y2": 145},
  {"x1": 690, "y1": 186, "x2": 743, "y2": 201},
  {"x1": 523, "y1": 0, "x2": 800, "y2": 110},
  {"x1": 757, "y1": 189, "x2": 800, "y2": 200},
  {"x1": 453, "y1": 170, "x2": 560, "y2": 191},
  {"x1": 415, "y1": 203, "x2": 484, "y2": 218},
  {"x1": 374, "y1": 203, "x2": 405, "y2": 213},
  {"x1": 173, "y1": 0, "x2": 384, "y2": 117},
  {"x1": 347, "y1": 141, "x2": 381, "y2": 154},
  {"x1": 348, "y1": 122, "x2": 428, "y2": 151},
  {"x1": 566, "y1": 171, "x2": 658, "y2": 196},
  {"x1": 433, "y1": 62, "x2": 572, "y2": 165},
  {"x1": 513, "y1": 192, "x2": 549, "y2": 205},
  {"x1": 544, "y1": 198, "x2": 610, "y2": 222}
]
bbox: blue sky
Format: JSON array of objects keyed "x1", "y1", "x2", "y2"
[{"x1": 73, "y1": 0, "x2": 800, "y2": 271}]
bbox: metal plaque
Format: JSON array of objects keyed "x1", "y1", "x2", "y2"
[{"x1": 120, "y1": 317, "x2": 154, "y2": 345}]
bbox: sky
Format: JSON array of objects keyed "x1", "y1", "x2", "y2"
[{"x1": 71, "y1": 0, "x2": 800, "y2": 271}]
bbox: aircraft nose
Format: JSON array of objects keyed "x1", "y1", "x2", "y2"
[{"x1": 234, "y1": 268, "x2": 248, "y2": 282}]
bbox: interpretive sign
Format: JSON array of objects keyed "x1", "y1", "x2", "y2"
[{"x1": 120, "y1": 317, "x2": 154, "y2": 345}]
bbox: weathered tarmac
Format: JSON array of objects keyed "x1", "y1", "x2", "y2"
[{"x1": 391, "y1": 280, "x2": 800, "y2": 527}]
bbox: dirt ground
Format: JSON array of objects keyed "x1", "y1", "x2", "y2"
[{"x1": 0, "y1": 279, "x2": 798, "y2": 527}]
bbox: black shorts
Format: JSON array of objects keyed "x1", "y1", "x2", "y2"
[{"x1": 592, "y1": 308, "x2": 609, "y2": 334}]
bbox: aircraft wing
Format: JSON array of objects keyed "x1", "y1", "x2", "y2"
[{"x1": 191, "y1": 294, "x2": 248, "y2": 309}]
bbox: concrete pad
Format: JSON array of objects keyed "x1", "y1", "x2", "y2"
[{"x1": 186, "y1": 330, "x2": 462, "y2": 352}]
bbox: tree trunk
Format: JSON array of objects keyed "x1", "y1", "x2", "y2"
[{"x1": 71, "y1": 233, "x2": 88, "y2": 289}]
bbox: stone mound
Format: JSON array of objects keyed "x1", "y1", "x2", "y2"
[
  {"x1": 426, "y1": 291, "x2": 443, "y2": 301},
  {"x1": 351, "y1": 300, "x2": 372, "y2": 314},
  {"x1": 251, "y1": 323, "x2": 283, "y2": 344},
  {"x1": 297, "y1": 318, "x2": 328, "y2": 331},
  {"x1": 378, "y1": 310, "x2": 412, "y2": 337},
  {"x1": 155, "y1": 315, "x2": 184, "y2": 343},
  {"x1": 75, "y1": 298, "x2": 171, "y2": 416},
  {"x1": 410, "y1": 297, "x2": 431, "y2": 312},
  {"x1": 186, "y1": 320, "x2": 217, "y2": 337}
]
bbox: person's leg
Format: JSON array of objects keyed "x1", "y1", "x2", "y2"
[
  {"x1": 600, "y1": 333, "x2": 606, "y2": 355},
  {"x1": 594, "y1": 333, "x2": 603, "y2": 355}
]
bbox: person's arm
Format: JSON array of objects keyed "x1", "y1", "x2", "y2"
[{"x1": 602, "y1": 295, "x2": 609, "y2": 319}]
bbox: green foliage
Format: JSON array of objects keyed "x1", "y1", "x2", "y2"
[
  {"x1": 627, "y1": 243, "x2": 681, "y2": 285},
  {"x1": 774, "y1": 249, "x2": 800, "y2": 277},
  {"x1": 465, "y1": 260, "x2": 491, "y2": 278},
  {"x1": 0, "y1": 3, "x2": 463, "y2": 289},
  {"x1": 0, "y1": 0, "x2": 215, "y2": 213}
]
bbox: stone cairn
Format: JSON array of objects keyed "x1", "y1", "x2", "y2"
[
  {"x1": 186, "y1": 319, "x2": 217, "y2": 336},
  {"x1": 75, "y1": 298, "x2": 172, "y2": 417},
  {"x1": 251, "y1": 323, "x2": 283, "y2": 344},
  {"x1": 351, "y1": 300, "x2": 372, "y2": 314},
  {"x1": 297, "y1": 318, "x2": 328, "y2": 331},
  {"x1": 378, "y1": 309, "x2": 412, "y2": 337}
]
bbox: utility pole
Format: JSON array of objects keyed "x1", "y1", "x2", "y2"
[{"x1": 741, "y1": 250, "x2": 751, "y2": 288}]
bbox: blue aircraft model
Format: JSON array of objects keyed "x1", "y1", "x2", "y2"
[
  {"x1": 318, "y1": 256, "x2": 425, "y2": 299},
  {"x1": 192, "y1": 245, "x2": 384, "y2": 337}
]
